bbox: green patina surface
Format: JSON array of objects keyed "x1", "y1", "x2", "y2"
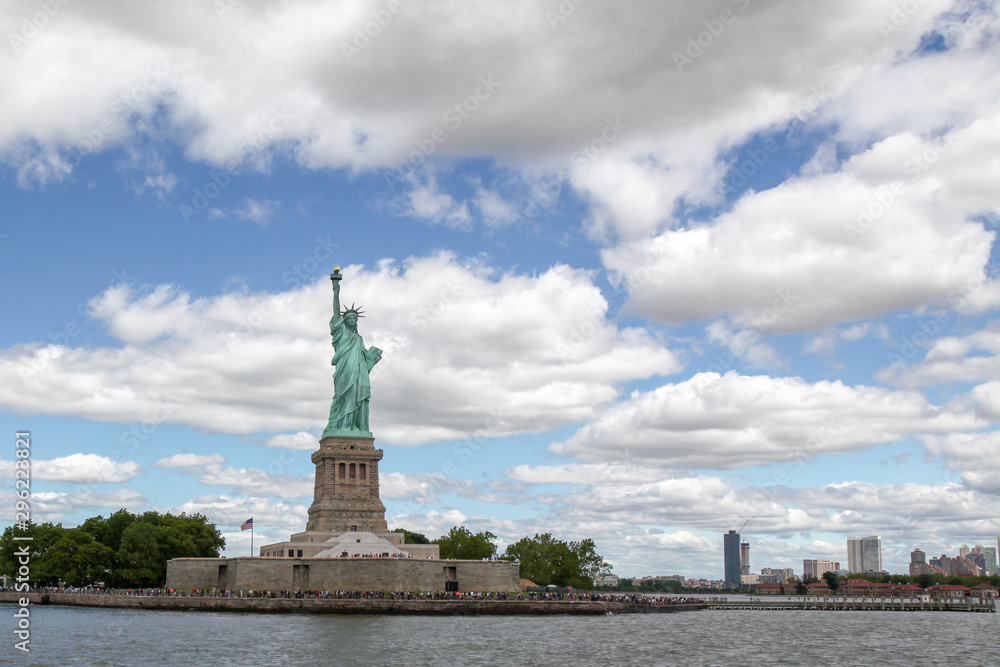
[{"x1": 322, "y1": 270, "x2": 381, "y2": 439}]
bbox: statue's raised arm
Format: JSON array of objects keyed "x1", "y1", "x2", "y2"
[{"x1": 322, "y1": 268, "x2": 382, "y2": 439}]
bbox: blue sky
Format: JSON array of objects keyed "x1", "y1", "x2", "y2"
[{"x1": 2, "y1": 0, "x2": 1000, "y2": 579}]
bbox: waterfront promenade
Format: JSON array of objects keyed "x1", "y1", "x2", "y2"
[
  {"x1": 0, "y1": 590, "x2": 705, "y2": 615},
  {"x1": 5, "y1": 590, "x2": 994, "y2": 614}
]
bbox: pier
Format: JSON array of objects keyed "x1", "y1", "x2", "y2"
[{"x1": 708, "y1": 596, "x2": 996, "y2": 612}]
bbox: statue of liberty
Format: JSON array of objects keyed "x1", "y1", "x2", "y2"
[{"x1": 322, "y1": 268, "x2": 382, "y2": 439}]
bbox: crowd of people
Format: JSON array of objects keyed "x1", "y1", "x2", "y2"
[{"x1": 12, "y1": 585, "x2": 703, "y2": 605}]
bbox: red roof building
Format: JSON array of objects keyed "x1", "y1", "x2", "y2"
[
  {"x1": 890, "y1": 583, "x2": 925, "y2": 596},
  {"x1": 842, "y1": 579, "x2": 893, "y2": 596},
  {"x1": 806, "y1": 582, "x2": 832, "y2": 595},
  {"x1": 755, "y1": 582, "x2": 786, "y2": 595},
  {"x1": 970, "y1": 583, "x2": 998, "y2": 598},
  {"x1": 926, "y1": 584, "x2": 971, "y2": 598}
]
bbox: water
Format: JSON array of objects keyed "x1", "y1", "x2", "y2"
[{"x1": 3, "y1": 603, "x2": 998, "y2": 666}]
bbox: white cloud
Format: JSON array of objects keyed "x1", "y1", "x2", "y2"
[
  {"x1": 3, "y1": 0, "x2": 984, "y2": 238},
  {"x1": 387, "y1": 509, "x2": 469, "y2": 541},
  {"x1": 878, "y1": 322, "x2": 1000, "y2": 386},
  {"x1": 551, "y1": 371, "x2": 984, "y2": 469},
  {"x1": 604, "y1": 114, "x2": 1000, "y2": 333},
  {"x1": 0, "y1": 453, "x2": 141, "y2": 484},
  {"x1": 0, "y1": 489, "x2": 147, "y2": 524},
  {"x1": 0, "y1": 253, "x2": 681, "y2": 445},
  {"x1": 511, "y1": 475, "x2": 1000, "y2": 573},
  {"x1": 920, "y1": 431, "x2": 1000, "y2": 495},
  {"x1": 805, "y1": 322, "x2": 890, "y2": 355},
  {"x1": 391, "y1": 470, "x2": 1000, "y2": 575},
  {"x1": 403, "y1": 176, "x2": 472, "y2": 229},
  {"x1": 382, "y1": 472, "x2": 530, "y2": 507},
  {"x1": 504, "y1": 462, "x2": 673, "y2": 486},
  {"x1": 196, "y1": 465, "x2": 314, "y2": 499},
  {"x1": 152, "y1": 453, "x2": 227, "y2": 468},
  {"x1": 706, "y1": 319, "x2": 784, "y2": 369},
  {"x1": 168, "y1": 494, "x2": 308, "y2": 536},
  {"x1": 234, "y1": 197, "x2": 280, "y2": 226},
  {"x1": 261, "y1": 431, "x2": 320, "y2": 451}
]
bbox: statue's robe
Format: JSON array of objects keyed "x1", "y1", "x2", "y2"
[{"x1": 323, "y1": 314, "x2": 380, "y2": 436}]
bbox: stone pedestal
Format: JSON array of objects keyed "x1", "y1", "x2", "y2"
[{"x1": 305, "y1": 435, "x2": 388, "y2": 533}]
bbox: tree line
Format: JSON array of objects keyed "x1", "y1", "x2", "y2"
[
  {"x1": 397, "y1": 526, "x2": 608, "y2": 588},
  {"x1": 1, "y1": 515, "x2": 605, "y2": 589},
  {"x1": 0, "y1": 510, "x2": 224, "y2": 588},
  {"x1": 811, "y1": 571, "x2": 1000, "y2": 591}
]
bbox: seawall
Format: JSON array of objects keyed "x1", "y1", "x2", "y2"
[{"x1": 0, "y1": 592, "x2": 705, "y2": 615}]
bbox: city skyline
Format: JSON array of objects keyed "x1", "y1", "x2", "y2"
[{"x1": 2, "y1": 1, "x2": 1000, "y2": 577}]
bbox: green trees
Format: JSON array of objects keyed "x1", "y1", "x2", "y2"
[
  {"x1": 45, "y1": 530, "x2": 115, "y2": 586},
  {"x1": 796, "y1": 575, "x2": 819, "y2": 595},
  {"x1": 0, "y1": 522, "x2": 65, "y2": 586},
  {"x1": 501, "y1": 533, "x2": 609, "y2": 588},
  {"x1": 391, "y1": 528, "x2": 431, "y2": 544},
  {"x1": 436, "y1": 526, "x2": 498, "y2": 560},
  {"x1": 822, "y1": 571, "x2": 841, "y2": 591},
  {"x1": 0, "y1": 510, "x2": 225, "y2": 588},
  {"x1": 426, "y1": 527, "x2": 610, "y2": 588}
]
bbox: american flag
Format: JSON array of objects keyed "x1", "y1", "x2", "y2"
[{"x1": 241, "y1": 517, "x2": 253, "y2": 531}]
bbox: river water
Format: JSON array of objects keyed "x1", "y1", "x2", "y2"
[{"x1": 3, "y1": 603, "x2": 998, "y2": 666}]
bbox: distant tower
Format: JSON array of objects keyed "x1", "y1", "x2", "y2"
[
  {"x1": 960, "y1": 544, "x2": 970, "y2": 558},
  {"x1": 740, "y1": 542, "x2": 751, "y2": 576},
  {"x1": 847, "y1": 537, "x2": 862, "y2": 573},
  {"x1": 724, "y1": 530, "x2": 742, "y2": 586},
  {"x1": 861, "y1": 536, "x2": 882, "y2": 573},
  {"x1": 847, "y1": 536, "x2": 882, "y2": 573},
  {"x1": 911, "y1": 548, "x2": 926, "y2": 565}
]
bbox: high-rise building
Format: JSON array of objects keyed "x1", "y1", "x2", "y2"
[
  {"x1": 759, "y1": 567, "x2": 795, "y2": 583},
  {"x1": 969, "y1": 545, "x2": 998, "y2": 576},
  {"x1": 911, "y1": 548, "x2": 926, "y2": 565},
  {"x1": 910, "y1": 562, "x2": 947, "y2": 576},
  {"x1": 803, "y1": 559, "x2": 839, "y2": 579},
  {"x1": 740, "y1": 542, "x2": 751, "y2": 576},
  {"x1": 959, "y1": 544, "x2": 970, "y2": 558},
  {"x1": 724, "y1": 530, "x2": 742, "y2": 587},
  {"x1": 930, "y1": 554, "x2": 983, "y2": 577},
  {"x1": 847, "y1": 537, "x2": 863, "y2": 573},
  {"x1": 968, "y1": 552, "x2": 987, "y2": 573},
  {"x1": 847, "y1": 536, "x2": 882, "y2": 573}
]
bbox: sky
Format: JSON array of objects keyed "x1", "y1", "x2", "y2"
[{"x1": 1, "y1": 0, "x2": 999, "y2": 580}]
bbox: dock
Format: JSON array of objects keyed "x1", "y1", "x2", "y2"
[{"x1": 708, "y1": 597, "x2": 996, "y2": 612}]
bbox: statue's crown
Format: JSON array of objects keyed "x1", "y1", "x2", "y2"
[{"x1": 342, "y1": 302, "x2": 364, "y2": 318}]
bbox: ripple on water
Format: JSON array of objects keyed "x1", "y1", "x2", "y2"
[{"x1": 4, "y1": 604, "x2": 998, "y2": 667}]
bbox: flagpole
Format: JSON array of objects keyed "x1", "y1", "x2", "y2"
[{"x1": 251, "y1": 522, "x2": 254, "y2": 556}]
